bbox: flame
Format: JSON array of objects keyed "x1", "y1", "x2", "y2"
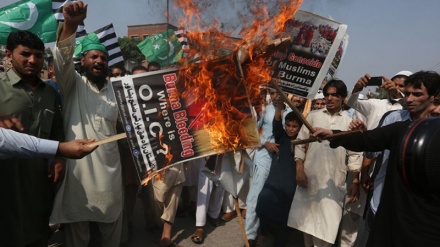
[
  {"x1": 140, "y1": 131, "x2": 173, "y2": 185},
  {"x1": 155, "y1": 132, "x2": 173, "y2": 181},
  {"x1": 169, "y1": 0, "x2": 303, "y2": 152}
]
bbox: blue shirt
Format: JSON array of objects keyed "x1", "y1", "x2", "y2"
[
  {"x1": 370, "y1": 110, "x2": 411, "y2": 213},
  {"x1": 0, "y1": 128, "x2": 59, "y2": 159},
  {"x1": 257, "y1": 104, "x2": 276, "y2": 145}
]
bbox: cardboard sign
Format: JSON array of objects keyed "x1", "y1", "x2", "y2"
[
  {"x1": 112, "y1": 58, "x2": 260, "y2": 181},
  {"x1": 270, "y1": 10, "x2": 348, "y2": 99}
]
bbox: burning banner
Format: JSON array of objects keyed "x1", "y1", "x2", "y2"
[
  {"x1": 270, "y1": 10, "x2": 348, "y2": 98},
  {"x1": 112, "y1": 57, "x2": 260, "y2": 183}
]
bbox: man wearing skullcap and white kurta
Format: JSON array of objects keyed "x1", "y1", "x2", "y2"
[{"x1": 49, "y1": 2, "x2": 123, "y2": 246}]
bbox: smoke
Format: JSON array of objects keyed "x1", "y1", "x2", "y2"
[{"x1": 168, "y1": 0, "x2": 301, "y2": 38}]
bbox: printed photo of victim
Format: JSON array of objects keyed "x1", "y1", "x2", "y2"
[
  {"x1": 270, "y1": 10, "x2": 347, "y2": 98},
  {"x1": 285, "y1": 13, "x2": 339, "y2": 57}
]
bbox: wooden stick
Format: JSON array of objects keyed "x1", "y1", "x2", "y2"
[
  {"x1": 86, "y1": 133, "x2": 127, "y2": 147},
  {"x1": 269, "y1": 81, "x2": 315, "y2": 133},
  {"x1": 238, "y1": 149, "x2": 246, "y2": 174},
  {"x1": 234, "y1": 197, "x2": 249, "y2": 247},
  {"x1": 291, "y1": 130, "x2": 362, "y2": 146}
]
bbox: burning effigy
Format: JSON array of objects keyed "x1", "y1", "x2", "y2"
[{"x1": 111, "y1": 0, "x2": 348, "y2": 184}]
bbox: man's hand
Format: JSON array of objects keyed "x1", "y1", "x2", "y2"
[
  {"x1": 63, "y1": 1, "x2": 88, "y2": 26},
  {"x1": 57, "y1": 139, "x2": 98, "y2": 159},
  {"x1": 264, "y1": 142, "x2": 279, "y2": 153},
  {"x1": 296, "y1": 159, "x2": 308, "y2": 188},
  {"x1": 310, "y1": 127, "x2": 333, "y2": 139},
  {"x1": 380, "y1": 76, "x2": 396, "y2": 92},
  {"x1": 349, "y1": 119, "x2": 367, "y2": 132},
  {"x1": 381, "y1": 76, "x2": 404, "y2": 99},
  {"x1": 60, "y1": 1, "x2": 88, "y2": 41},
  {"x1": 360, "y1": 172, "x2": 372, "y2": 193},
  {"x1": 48, "y1": 158, "x2": 66, "y2": 183},
  {"x1": 347, "y1": 182, "x2": 360, "y2": 203},
  {"x1": 0, "y1": 115, "x2": 24, "y2": 131},
  {"x1": 360, "y1": 156, "x2": 374, "y2": 192},
  {"x1": 352, "y1": 74, "x2": 371, "y2": 93}
]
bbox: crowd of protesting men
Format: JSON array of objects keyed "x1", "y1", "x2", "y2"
[{"x1": 1, "y1": 1, "x2": 440, "y2": 247}]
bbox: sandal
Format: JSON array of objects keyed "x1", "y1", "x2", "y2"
[
  {"x1": 191, "y1": 227, "x2": 205, "y2": 244},
  {"x1": 207, "y1": 215, "x2": 222, "y2": 227}
]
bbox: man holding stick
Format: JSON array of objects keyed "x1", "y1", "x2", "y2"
[
  {"x1": 49, "y1": 1, "x2": 124, "y2": 246},
  {"x1": 310, "y1": 71, "x2": 440, "y2": 247}
]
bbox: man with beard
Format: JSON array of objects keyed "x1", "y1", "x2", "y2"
[
  {"x1": 0, "y1": 31, "x2": 65, "y2": 247},
  {"x1": 49, "y1": 2, "x2": 124, "y2": 246}
]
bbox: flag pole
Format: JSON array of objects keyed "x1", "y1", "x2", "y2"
[
  {"x1": 166, "y1": 0, "x2": 170, "y2": 62},
  {"x1": 234, "y1": 197, "x2": 249, "y2": 247}
]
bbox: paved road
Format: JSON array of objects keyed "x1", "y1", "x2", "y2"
[{"x1": 49, "y1": 199, "x2": 304, "y2": 247}]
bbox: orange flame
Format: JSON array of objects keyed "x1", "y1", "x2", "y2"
[
  {"x1": 155, "y1": 132, "x2": 173, "y2": 181},
  {"x1": 140, "y1": 131, "x2": 174, "y2": 185},
  {"x1": 170, "y1": 0, "x2": 303, "y2": 152}
]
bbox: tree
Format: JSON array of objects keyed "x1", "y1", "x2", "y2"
[
  {"x1": 372, "y1": 87, "x2": 388, "y2": 99},
  {"x1": 118, "y1": 37, "x2": 144, "y2": 62}
]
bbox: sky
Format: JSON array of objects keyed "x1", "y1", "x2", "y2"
[{"x1": 2, "y1": 0, "x2": 440, "y2": 90}]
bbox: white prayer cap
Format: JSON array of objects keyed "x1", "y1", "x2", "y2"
[
  {"x1": 392, "y1": 71, "x2": 413, "y2": 80},
  {"x1": 314, "y1": 91, "x2": 324, "y2": 100}
]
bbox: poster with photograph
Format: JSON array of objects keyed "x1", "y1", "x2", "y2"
[
  {"x1": 270, "y1": 10, "x2": 348, "y2": 99},
  {"x1": 112, "y1": 59, "x2": 260, "y2": 182}
]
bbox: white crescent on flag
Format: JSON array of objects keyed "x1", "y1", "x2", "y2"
[
  {"x1": 158, "y1": 39, "x2": 175, "y2": 61},
  {"x1": 0, "y1": 2, "x2": 39, "y2": 30}
]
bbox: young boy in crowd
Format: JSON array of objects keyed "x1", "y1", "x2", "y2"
[{"x1": 255, "y1": 99, "x2": 303, "y2": 247}]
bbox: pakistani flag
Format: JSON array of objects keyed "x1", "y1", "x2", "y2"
[
  {"x1": 137, "y1": 29, "x2": 183, "y2": 67},
  {"x1": 0, "y1": 0, "x2": 58, "y2": 44}
]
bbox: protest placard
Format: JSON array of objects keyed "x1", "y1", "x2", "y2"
[
  {"x1": 270, "y1": 10, "x2": 348, "y2": 99},
  {"x1": 112, "y1": 58, "x2": 260, "y2": 182}
]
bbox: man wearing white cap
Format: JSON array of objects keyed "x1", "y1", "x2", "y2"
[
  {"x1": 313, "y1": 91, "x2": 326, "y2": 110},
  {"x1": 347, "y1": 70, "x2": 412, "y2": 129},
  {"x1": 49, "y1": 2, "x2": 124, "y2": 246}
]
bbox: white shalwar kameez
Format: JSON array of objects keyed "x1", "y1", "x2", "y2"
[
  {"x1": 287, "y1": 108, "x2": 361, "y2": 244},
  {"x1": 50, "y1": 30, "x2": 123, "y2": 224}
]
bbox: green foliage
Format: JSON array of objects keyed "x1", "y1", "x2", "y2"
[
  {"x1": 118, "y1": 37, "x2": 144, "y2": 62},
  {"x1": 372, "y1": 87, "x2": 388, "y2": 99}
]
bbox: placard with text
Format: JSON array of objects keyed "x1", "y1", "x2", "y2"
[
  {"x1": 112, "y1": 61, "x2": 260, "y2": 182},
  {"x1": 270, "y1": 10, "x2": 348, "y2": 99}
]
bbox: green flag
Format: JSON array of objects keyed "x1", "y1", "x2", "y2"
[
  {"x1": 0, "y1": 0, "x2": 58, "y2": 44},
  {"x1": 137, "y1": 29, "x2": 183, "y2": 67}
]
